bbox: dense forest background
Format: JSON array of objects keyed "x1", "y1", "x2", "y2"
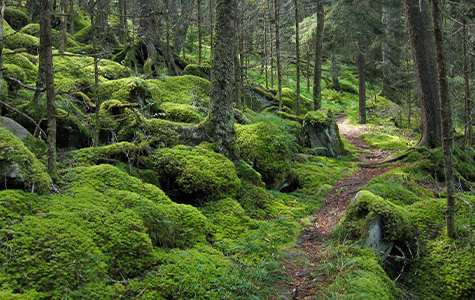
[{"x1": 0, "y1": 0, "x2": 474, "y2": 299}]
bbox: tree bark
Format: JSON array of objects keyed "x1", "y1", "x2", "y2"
[
  {"x1": 331, "y1": 53, "x2": 340, "y2": 90},
  {"x1": 294, "y1": 0, "x2": 301, "y2": 114},
  {"x1": 59, "y1": 0, "x2": 67, "y2": 55},
  {"x1": 431, "y1": 0, "x2": 456, "y2": 239},
  {"x1": 209, "y1": 0, "x2": 214, "y2": 57},
  {"x1": 39, "y1": 0, "x2": 57, "y2": 177},
  {"x1": 267, "y1": 0, "x2": 274, "y2": 89},
  {"x1": 357, "y1": 51, "x2": 366, "y2": 124},
  {"x1": 197, "y1": 0, "x2": 202, "y2": 64},
  {"x1": 313, "y1": 0, "x2": 324, "y2": 110},
  {"x1": 207, "y1": 0, "x2": 237, "y2": 158},
  {"x1": 0, "y1": 0, "x2": 4, "y2": 101},
  {"x1": 273, "y1": 0, "x2": 282, "y2": 110},
  {"x1": 119, "y1": 0, "x2": 127, "y2": 43},
  {"x1": 462, "y1": 18, "x2": 472, "y2": 147},
  {"x1": 403, "y1": 0, "x2": 442, "y2": 148}
]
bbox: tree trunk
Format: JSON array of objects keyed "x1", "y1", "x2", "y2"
[
  {"x1": 207, "y1": 0, "x2": 237, "y2": 158},
  {"x1": 59, "y1": 0, "x2": 67, "y2": 55},
  {"x1": 462, "y1": 18, "x2": 472, "y2": 147},
  {"x1": 197, "y1": 0, "x2": 202, "y2": 64},
  {"x1": 273, "y1": 0, "x2": 282, "y2": 110},
  {"x1": 165, "y1": 0, "x2": 178, "y2": 75},
  {"x1": 0, "y1": 0, "x2": 4, "y2": 100},
  {"x1": 68, "y1": 0, "x2": 74, "y2": 33},
  {"x1": 39, "y1": 0, "x2": 57, "y2": 178},
  {"x1": 432, "y1": 0, "x2": 456, "y2": 239},
  {"x1": 357, "y1": 51, "x2": 366, "y2": 124},
  {"x1": 294, "y1": 0, "x2": 301, "y2": 114},
  {"x1": 264, "y1": 10, "x2": 269, "y2": 89},
  {"x1": 268, "y1": 0, "x2": 274, "y2": 89},
  {"x1": 403, "y1": 0, "x2": 442, "y2": 148},
  {"x1": 331, "y1": 54, "x2": 340, "y2": 90},
  {"x1": 119, "y1": 0, "x2": 127, "y2": 43},
  {"x1": 209, "y1": 0, "x2": 214, "y2": 57},
  {"x1": 313, "y1": 0, "x2": 324, "y2": 110}
]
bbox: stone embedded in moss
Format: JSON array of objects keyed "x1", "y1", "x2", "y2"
[
  {"x1": 0, "y1": 216, "x2": 108, "y2": 298},
  {"x1": 157, "y1": 102, "x2": 204, "y2": 123},
  {"x1": 146, "y1": 145, "x2": 241, "y2": 204},
  {"x1": 236, "y1": 160, "x2": 265, "y2": 187},
  {"x1": 182, "y1": 64, "x2": 211, "y2": 79},
  {"x1": 236, "y1": 121, "x2": 297, "y2": 187},
  {"x1": 0, "y1": 128, "x2": 52, "y2": 194},
  {"x1": 302, "y1": 110, "x2": 345, "y2": 157}
]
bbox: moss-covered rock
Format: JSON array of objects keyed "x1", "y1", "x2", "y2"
[
  {"x1": 182, "y1": 64, "x2": 211, "y2": 79},
  {"x1": 302, "y1": 110, "x2": 345, "y2": 157},
  {"x1": 0, "y1": 128, "x2": 52, "y2": 194},
  {"x1": 4, "y1": 7, "x2": 29, "y2": 30},
  {"x1": 3, "y1": 51, "x2": 37, "y2": 82},
  {"x1": 0, "y1": 216, "x2": 108, "y2": 298},
  {"x1": 3, "y1": 20, "x2": 39, "y2": 52},
  {"x1": 236, "y1": 121, "x2": 297, "y2": 187},
  {"x1": 146, "y1": 145, "x2": 241, "y2": 204},
  {"x1": 156, "y1": 102, "x2": 204, "y2": 123},
  {"x1": 20, "y1": 23, "x2": 80, "y2": 49}
]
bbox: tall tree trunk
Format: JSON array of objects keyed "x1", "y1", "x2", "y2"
[
  {"x1": 268, "y1": 0, "x2": 274, "y2": 89},
  {"x1": 59, "y1": 0, "x2": 67, "y2": 55},
  {"x1": 197, "y1": 0, "x2": 202, "y2": 64},
  {"x1": 165, "y1": 0, "x2": 178, "y2": 75},
  {"x1": 403, "y1": 0, "x2": 442, "y2": 148},
  {"x1": 462, "y1": 18, "x2": 472, "y2": 147},
  {"x1": 39, "y1": 0, "x2": 57, "y2": 177},
  {"x1": 119, "y1": 0, "x2": 127, "y2": 43},
  {"x1": 306, "y1": 47, "x2": 311, "y2": 92},
  {"x1": 331, "y1": 53, "x2": 340, "y2": 90},
  {"x1": 68, "y1": 0, "x2": 74, "y2": 33},
  {"x1": 273, "y1": 0, "x2": 282, "y2": 110},
  {"x1": 209, "y1": 0, "x2": 214, "y2": 57},
  {"x1": 313, "y1": 0, "x2": 324, "y2": 110},
  {"x1": 357, "y1": 51, "x2": 366, "y2": 124},
  {"x1": 173, "y1": 0, "x2": 193, "y2": 55},
  {"x1": 0, "y1": 0, "x2": 4, "y2": 101},
  {"x1": 234, "y1": 9, "x2": 242, "y2": 109},
  {"x1": 207, "y1": 0, "x2": 237, "y2": 158},
  {"x1": 294, "y1": 0, "x2": 301, "y2": 114},
  {"x1": 264, "y1": 10, "x2": 269, "y2": 89},
  {"x1": 432, "y1": 0, "x2": 456, "y2": 239}
]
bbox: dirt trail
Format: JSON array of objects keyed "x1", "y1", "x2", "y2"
[{"x1": 283, "y1": 117, "x2": 392, "y2": 299}]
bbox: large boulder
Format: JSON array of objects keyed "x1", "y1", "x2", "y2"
[{"x1": 302, "y1": 111, "x2": 345, "y2": 157}]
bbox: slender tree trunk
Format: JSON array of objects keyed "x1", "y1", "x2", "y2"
[
  {"x1": 39, "y1": 0, "x2": 57, "y2": 177},
  {"x1": 306, "y1": 47, "x2": 311, "y2": 92},
  {"x1": 268, "y1": 0, "x2": 274, "y2": 89},
  {"x1": 0, "y1": 0, "x2": 4, "y2": 101},
  {"x1": 165, "y1": 0, "x2": 178, "y2": 75},
  {"x1": 331, "y1": 53, "x2": 340, "y2": 90},
  {"x1": 207, "y1": 0, "x2": 237, "y2": 158},
  {"x1": 462, "y1": 18, "x2": 472, "y2": 147},
  {"x1": 403, "y1": 0, "x2": 442, "y2": 148},
  {"x1": 68, "y1": 0, "x2": 74, "y2": 33},
  {"x1": 234, "y1": 10, "x2": 242, "y2": 109},
  {"x1": 264, "y1": 12, "x2": 269, "y2": 89},
  {"x1": 313, "y1": 0, "x2": 324, "y2": 110},
  {"x1": 294, "y1": 0, "x2": 301, "y2": 114},
  {"x1": 59, "y1": 0, "x2": 67, "y2": 55},
  {"x1": 432, "y1": 0, "x2": 456, "y2": 239},
  {"x1": 209, "y1": 0, "x2": 214, "y2": 58},
  {"x1": 273, "y1": 0, "x2": 282, "y2": 109},
  {"x1": 197, "y1": 0, "x2": 202, "y2": 64},
  {"x1": 357, "y1": 51, "x2": 366, "y2": 124},
  {"x1": 119, "y1": 0, "x2": 127, "y2": 43}
]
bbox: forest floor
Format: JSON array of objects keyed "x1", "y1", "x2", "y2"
[{"x1": 280, "y1": 117, "x2": 394, "y2": 299}]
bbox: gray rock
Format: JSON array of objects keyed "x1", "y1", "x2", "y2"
[
  {"x1": 0, "y1": 116, "x2": 29, "y2": 140},
  {"x1": 366, "y1": 215, "x2": 393, "y2": 256},
  {"x1": 302, "y1": 114, "x2": 346, "y2": 157}
]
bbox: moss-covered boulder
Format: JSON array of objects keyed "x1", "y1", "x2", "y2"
[
  {"x1": 0, "y1": 128, "x2": 51, "y2": 194},
  {"x1": 156, "y1": 102, "x2": 205, "y2": 123},
  {"x1": 3, "y1": 20, "x2": 39, "y2": 52},
  {"x1": 3, "y1": 51, "x2": 37, "y2": 82},
  {"x1": 146, "y1": 145, "x2": 240, "y2": 204},
  {"x1": 20, "y1": 23, "x2": 80, "y2": 49},
  {"x1": 182, "y1": 64, "x2": 211, "y2": 79},
  {"x1": 0, "y1": 216, "x2": 108, "y2": 298},
  {"x1": 302, "y1": 110, "x2": 345, "y2": 157},
  {"x1": 236, "y1": 121, "x2": 297, "y2": 187},
  {"x1": 4, "y1": 7, "x2": 29, "y2": 30}
]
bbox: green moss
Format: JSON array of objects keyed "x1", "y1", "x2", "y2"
[
  {"x1": 157, "y1": 102, "x2": 204, "y2": 123},
  {"x1": 3, "y1": 21, "x2": 39, "y2": 51},
  {"x1": 3, "y1": 63, "x2": 26, "y2": 82},
  {"x1": 0, "y1": 128, "x2": 52, "y2": 194},
  {"x1": 236, "y1": 160, "x2": 265, "y2": 187},
  {"x1": 340, "y1": 191, "x2": 414, "y2": 243},
  {"x1": 237, "y1": 181, "x2": 283, "y2": 219},
  {"x1": 20, "y1": 23, "x2": 80, "y2": 49},
  {"x1": 182, "y1": 63, "x2": 211, "y2": 79},
  {"x1": 236, "y1": 121, "x2": 297, "y2": 187},
  {"x1": 318, "y1": 245, "x2": 400, "y2": 300},
  {"x1": 362, "y1": 132, "x2": 411, "y2": 152},
  {"x1": 0, "y1": 190, "x2": 43, "y2": 229},
  {"x1": 146, "y1": 145, "x2": 240, "y2": 204},
  {"x1": 3, "y1": 51, "x2": 37, "y2": 82},
  {"x1": 0, "y1": 290, "x2": 44, "y2": 300},
  {"x1": 0, "y1": 216, "x2": 108, "y2": 298},
  {"x1": 117, "y1": 117, "x2": 183, "y2": 148},
  {"x1": 73, "y1": 24, "x2": 92, "y2": 43},
  {"x1": 4, "y1": 7, "x2": 29, "y2": 30},
  {"x1": 304, "y1": 110, "x2": 333, "y2": 127},
  {"x1": 407, "y1": 236, "x2": 475, "y2": 299},
  {"x1": 99, "y1": 77, "x2": 153, "y2": 107}
]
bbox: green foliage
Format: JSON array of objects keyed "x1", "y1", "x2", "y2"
[
  {"x1": 146, "y1": 145, "x2": 240, "y2": 203},
  {"x1": 3, "y1": 51, "x2": 37, "y2": 82},
  {"x1": 235, "y1": 160, "x2": 265, "y2": 187},
  {"x1": 73, "y1": 24, "x2": 92, "y2": 43},
  {"x1": 3, "y1": 20, "x2": 39, "y2": 51},
  {"x1": 0, "y1": 128, "x2": 52, "y2": 194},
  {"x1": 157, "y1": 102, "x2": 204, "y2": 123},
  {"x1": 0, "y1": 190, "x2": 42, "y2": 229},
  {"x1": 236, "y1": 119, "x2": 297, "y2": 187},
  {"x1": 0, "y1": 216, "x2": 108, "y2": 298},
  {"x1": 304, "y1": 110, "x2": 333, "y2": 127},
  {"x1": 3, "y1": 63, "x2": 26, "y2": 82}
]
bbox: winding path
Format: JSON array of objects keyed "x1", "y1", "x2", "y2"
[{"x1": 282, "y1": 117, "x2": 392, "y2": 299}]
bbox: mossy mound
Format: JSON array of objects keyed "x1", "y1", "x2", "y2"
[
  {"x1": 406, "y1": 236, "x2": 475, "y2": 300},
  {"x1": 0, "y1": 216, "x2": 108, "y2": 298},
  {"x1": 157, "y1": 102, "x2": 205, "y2": 123},
  {"x1": 236, "y1": 120, "x2": 297, "y2": 187},
  {"x1": 146, "y1": 145, "x2": 241, "y2": 204},
  {"x1": 340, "y1": 190, "x2": 415, "y2": 244},
  {"x1": 3, "y1": 20, "x2": 39, "y2": 52},
  {"x1": 99, "y1": 77, "x2": 154, "y2": 108},
  {"x1": 182, "y1": 63, "x2": 211, "y2": 79},
  {"x1": 3, "y1": 51, "x2": 37, "y2": 82},
  {"x1": 0, "y1": 128, "x2": 52, "y2": 194},
  {"x1": 0, "y1": 190, "x2": 43, "y2": 229},
  {"x1": 4, "y1": 7, "x2": 29, "y2": 30},
  {"x1": 20, "y1": 23, "x2": 80, "y2": 49},
  {"x1": 318, "y1": 245, "x2": 401, "y2": 299}
]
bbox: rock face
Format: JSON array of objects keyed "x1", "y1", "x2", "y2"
[
  {"x1": 302, "y1": 111, "x2": 345, "y2": 157},
  {"x1": 0, "y1": 117, "x2": 29, "y2": 140},
  {"x1": 366, "y1": 215, "x2": 392, "y2": 255}
]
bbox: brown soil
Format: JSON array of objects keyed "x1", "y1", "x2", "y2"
[{"x1": 282, "y1": 117, "x2": 393, "y2": 300}]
